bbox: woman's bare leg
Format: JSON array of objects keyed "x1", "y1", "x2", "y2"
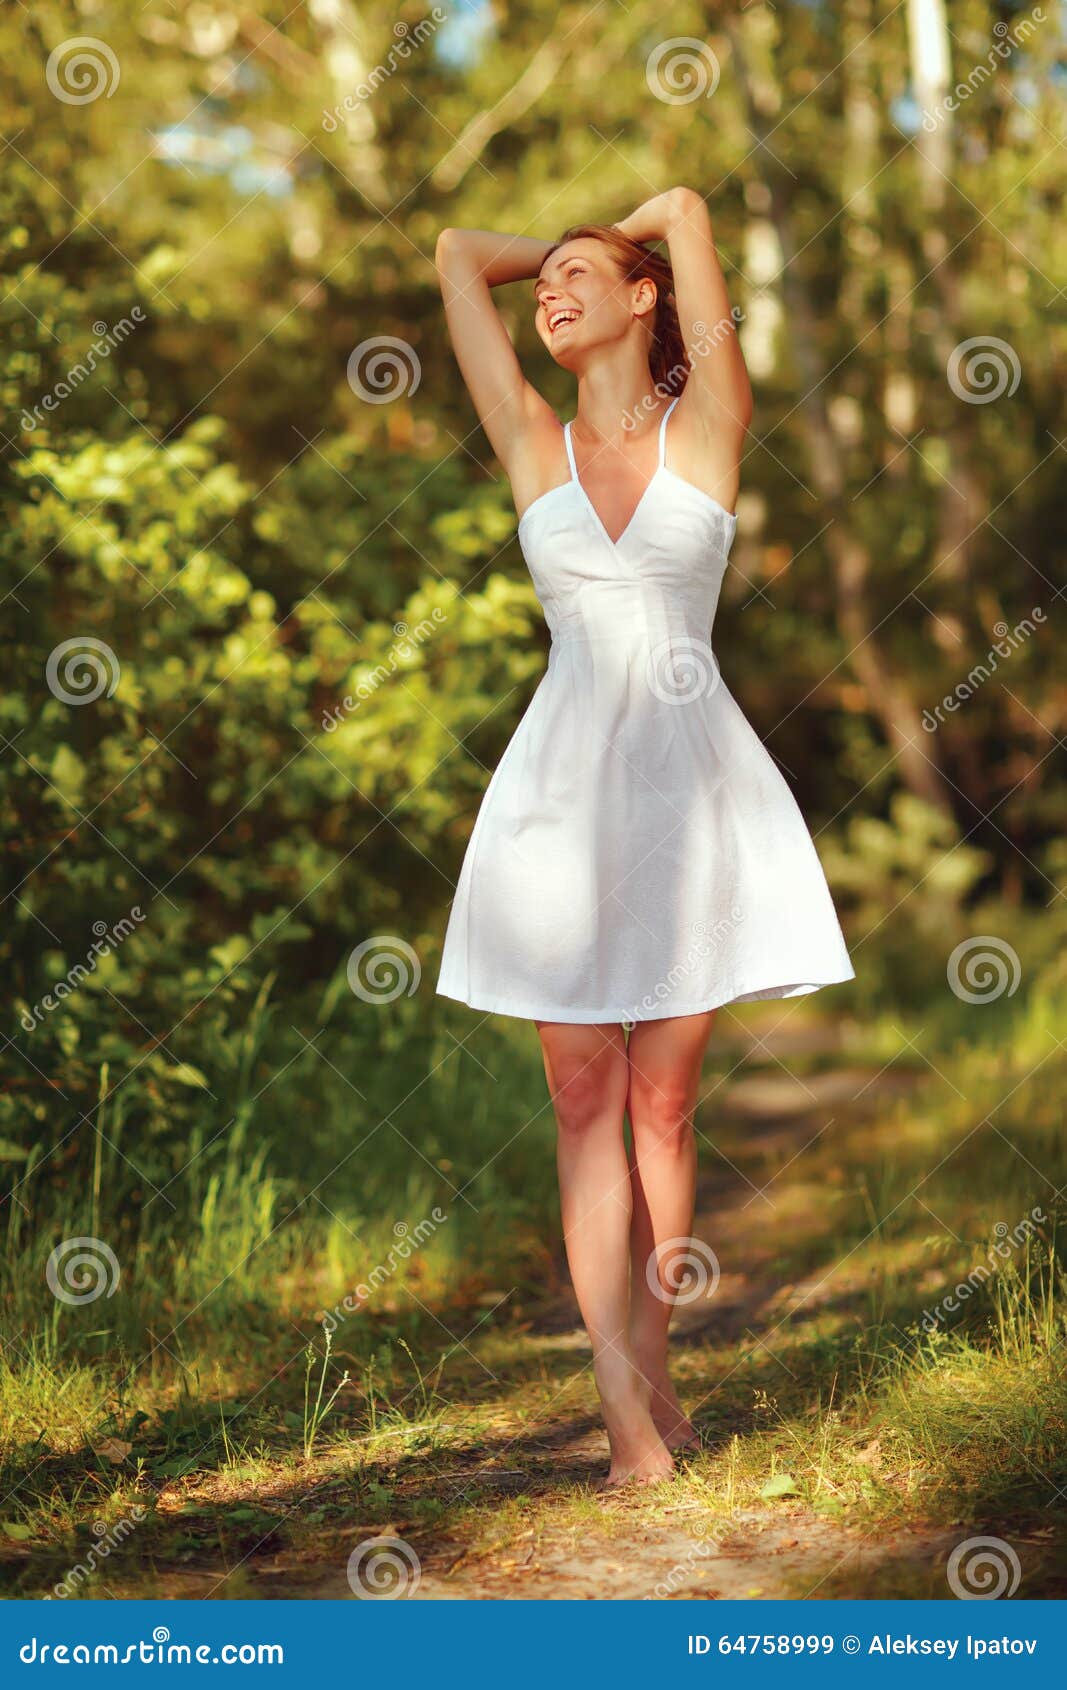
[
  {"x1": 536, "y1": 1020, "x2": 674, "y2": 1487},
  {"x1": 625, "y1": 1011, "x2": 717, "y2": 1449}
]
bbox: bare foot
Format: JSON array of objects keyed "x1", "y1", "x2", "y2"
[{"x1": 593, "y1": 1351, "x2": 676, "y2": 1488}]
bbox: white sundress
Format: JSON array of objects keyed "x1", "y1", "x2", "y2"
[{"x1": 436, "y1": 396, "x2": 855, "y2": 1024}]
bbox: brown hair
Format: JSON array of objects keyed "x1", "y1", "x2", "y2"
[{"x1": 548, "y1": 223, "x2": 691, "y2": 397}]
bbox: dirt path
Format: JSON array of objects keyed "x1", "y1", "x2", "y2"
[
  {"x1": 255, "y1": 1511, "x2": 962, "y2": 1601},
  {"x1": 372, "y1": 1041, "x2": 951, "y2": 1600},
  {"x1": 134, "y1": 1020, "x2": 964, "y2": 1602}
]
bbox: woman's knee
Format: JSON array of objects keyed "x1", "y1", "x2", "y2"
[{"x1": 628, "y1": 1069, "x2": 697, "y2": 1150}]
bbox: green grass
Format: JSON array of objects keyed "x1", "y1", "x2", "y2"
[{"x1": 1, "y1": 908, "x2": 1066, "y2": 1597}]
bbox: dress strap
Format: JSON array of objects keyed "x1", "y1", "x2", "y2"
[
  {"x1": 563, "y1": 418, "x2": 579, "y2": 481},
  {"x1": 658, "y1": 395, "x2": 682, "y2": 468}
]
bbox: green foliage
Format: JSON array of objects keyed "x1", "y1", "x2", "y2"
[{"x1": 0, "y1": 4, "x2": 1063, "y2": 1582}]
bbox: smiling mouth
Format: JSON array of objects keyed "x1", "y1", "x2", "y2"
[{"x1": 548, "y1": 309, "x2": 581, "y2": 334}]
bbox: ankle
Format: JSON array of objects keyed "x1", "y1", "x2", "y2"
[
  {"x1": 629, "y1": 1339, "x2": 668, "y2": 1382},
  {"x1": 593, "y1": 1349, "x2": 650, "y2": 1408}
]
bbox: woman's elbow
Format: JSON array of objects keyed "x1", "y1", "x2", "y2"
[
  {"x1": 435, "y1": 226, "x2": 466, "y2": 271},
  {"x1": 666, "y1": 186, "x2": 706, "y2": 227}
]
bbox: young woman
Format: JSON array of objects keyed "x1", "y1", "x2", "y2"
[{"x1": 434, "y1": 188, "x2": 854, "y2": 1488}]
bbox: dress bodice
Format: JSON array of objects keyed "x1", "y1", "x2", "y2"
[{"x1": 515, "y1": 396, "x2": 738, "y2": 645}]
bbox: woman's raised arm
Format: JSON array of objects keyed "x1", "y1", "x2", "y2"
[
  {"x1": 615, "y1": 188, "x2": 752, "y2": 448},
  {"x1": 435, "y1": 228, "x2": 558, "y2": 476}
]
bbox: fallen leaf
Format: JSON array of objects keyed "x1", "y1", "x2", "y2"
[
  {"x1": 760, "y1": 1473, "x2": 802, "y2": 1500},
  {"x1": 852, "y1": 1438, "x2": 882, "y2": 1468},
  {"x1": 92, "y1": 1438, "x2": 133, "y2": 1464}
]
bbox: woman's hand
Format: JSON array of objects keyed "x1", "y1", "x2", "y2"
[{"x1": 613, "y1": 188, "x2": 704, "y2": 247}]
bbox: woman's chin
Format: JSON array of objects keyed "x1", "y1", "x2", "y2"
[{"x1": 548, "y1": 342, "x2": 583, "y2": 373}]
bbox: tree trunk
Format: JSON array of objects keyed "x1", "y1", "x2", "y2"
[{"x1": 726, "y1": 7, "x2": 954, "y2": 815}]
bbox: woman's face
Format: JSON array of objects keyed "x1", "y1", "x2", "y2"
[{"x1": 533, "y1": 239, "x2": 655, "y2": 370}]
